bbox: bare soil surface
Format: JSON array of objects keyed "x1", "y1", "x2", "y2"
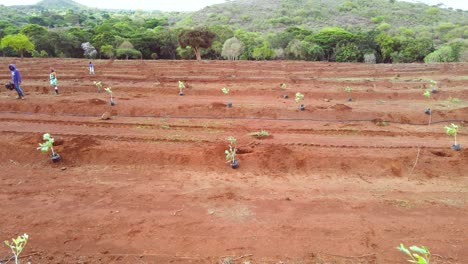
[{"x1": 0, "y1": 58, "x2": 467, "y2": 263}]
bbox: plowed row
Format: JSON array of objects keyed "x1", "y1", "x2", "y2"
[{"x1": 0, "y1": 58, "x2": 467, "y2": 263}]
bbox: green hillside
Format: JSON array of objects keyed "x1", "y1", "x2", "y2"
[
  {"x1": 35, "y1": 0, "x2": 87, "y2": 10},
  {"x1": 0, "y1": 0, "x2": 466, "y2": 62},
  {"x1": 185, "y1": 0, "x2": 467, "y2": 32}
]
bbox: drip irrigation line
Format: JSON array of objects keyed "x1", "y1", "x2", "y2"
[{"x1": 0, "y1": 110, "x2": 465, "y2": 126}]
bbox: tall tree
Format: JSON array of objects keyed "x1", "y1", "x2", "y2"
[
  {"x1": 178, "y1": 28, "x2": 216, "y2": 61},
  {"x1": 154, "y1": 27, "x2": 178, "y2": 59},
  {"x1": 1, "y1": 34, "x2": 35, "y2": 57},
  {"x1": 116, "y1": 40, "x2": 141, "y2": 59},
  {"x1": 222, "y1": 37, "x2": 243, "y2": 60},
  {"x1": 101, "y1": 44, "x2": 114, "y2": 59}
]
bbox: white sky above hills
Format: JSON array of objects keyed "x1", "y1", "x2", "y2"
[{"x1": 0, "y1": 0, "x2": 466, "y2": 12}]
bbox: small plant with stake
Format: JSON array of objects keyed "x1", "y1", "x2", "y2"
[
  {"x1": 423, "y1": 90, "x2": 432, "y2": 125},
  {"x1": 345, "y1": 86, "x2": 353, "y2": 101},
  {"x1": 221, "y1": 87, "x2": 233, "y2": 108},
  {"x1": 281, "y1": 83, "x2": 288, "y2": 98},
  {"x1": 295, "y1": 92, "x2": 305, "y2": 111},
  {"x1": 4, "y1": 233, "x2": 28, "y2": 264},
  {"x1": 178, "y1": 80, "x2": 185, "y2": 96},
  {"x1": 93, "y1": 81, "x2": 103, "y2": 93},
  {"x1": 105, "y1": 87, "x2": 115, "y2": 106},
  {"x1": 429, "y1": 79, "x2": 438, "y2": 94},
  {"x1": 444, "y1": 123, "x2": 461, "y2": 151},
  {"x1": 37, "y1": 133, "x2": 61, "y2": 162},
  {"x1": 396, "y1": 243, "x2": 431, "y2": 264},
  {"x1": 225, "y1": 136, "x2": 239, "y2": 169}
]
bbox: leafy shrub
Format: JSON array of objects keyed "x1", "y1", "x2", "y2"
[
  {"x1": 248, "y1": 130, "x2": 270, "y2": 137},
  {"x1": 335, "y1": 42, "x2": 361, "y2": 62},
  {"x1": 424, "y1": 46, "x2": 456, "y2": 63}
]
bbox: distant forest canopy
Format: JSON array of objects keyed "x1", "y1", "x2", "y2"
[{"x1": 0, "y1": 0, "x2": 467, "y2": 63}]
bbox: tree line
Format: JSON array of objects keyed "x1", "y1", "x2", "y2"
[{"x1": 0, "y1": 7, "x2": 466, "y2": 63}]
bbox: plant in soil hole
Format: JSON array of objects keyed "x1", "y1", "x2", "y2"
[
  {"x1": 295, "y1": 92, "x2": 305, "y2": 110},
  {"x1": 444, "y1": 123, "x2": 461, "y2": 151},
  {"x1": 37, "y1": 133, "x2": 61, "y2": 162},
  {"x1": 105, "y1": 86, "x2": 115, "y2": 106},
  {"x1": 281, "y1": 83, "x2": 288, "y2": 98},
  {"x1": 248, "y1": 130, "x2": 270, "y2": 137},
  {"x1": 178, "y1": 80, "x2": 185, "y2": 96},
  {"x1": 345, "y1": 86, "x2": 353, "y2": 101},
  {"x1": 225, "y1": 136, "x2": 239, "y2": 169},
  {"x1": 423, "y1": 90, "x2": 432, "y2": 125},
  {"x1": 221, "y1": 87, "x2": 233, "y2": 107},
  {"x1": 4, "y1": 233, "x2": 28, "y2": 264},
  {"x1": 428, "y1": 79, "x2": 438, "y2": 93},
  {"x1": 93, "y1": 81, "x2": 103, "y2": 93},
  {"x1": 396, "y1": 243, "x2": 431, "y2": 264}
]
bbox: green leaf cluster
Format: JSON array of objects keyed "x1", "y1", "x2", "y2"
[
  {"x1": 225, "y1": 136, "x2": 237, "y2": 163},
  {"x1": 37, "y1": 133, "x2": 55, "y2": 154},
  {"x1": 396, "y1": 244, "x2": 430, "y2": 264},
  {"x1": 295, "y1": 92, "x2": 304, "y2": 103},
  {"x1": 444, "y1": 123, "x2": 458, "y2": 137},
  {"x1": 4, "y1": 233, "x2": 29, "y2": 264}
]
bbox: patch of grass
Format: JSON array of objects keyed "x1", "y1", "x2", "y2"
[
  {"x1": 159, "y1": 124, "x2": 171, "y2": 129},
  {"x1": 135, "y1": 125, "x2": 153, "y2": 129},
  {"x1": 202, "y1": 120, "x2": 222, "y2": 128},
  {"x1": 376, "y1": 121, "x2": 389, "y2": 127},
  {"x1": 447, "y1": 97, "x2": 461, "y2": 103},
  {"x1": 384, "y1": 199, "x2": 414, "y2": 208},
  {"x1": 248, "y1": 130, "x2": 270, "y2": 137}
]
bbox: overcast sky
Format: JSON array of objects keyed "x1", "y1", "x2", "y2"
[{"x1": 0, "y1": 0, "x2": 466, "y2": 11}]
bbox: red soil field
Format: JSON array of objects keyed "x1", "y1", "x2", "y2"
[{"x1": 0, "y1": 58, "x2": 467, "y2": 263}]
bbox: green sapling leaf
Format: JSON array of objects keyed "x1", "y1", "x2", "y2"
[
  {"x1": 409, "y1": 245, "x2": 429, "y2": 255},
  {"x1": 43, "y1": 133, "x2": 51, "y2": 141},
  {"x1": 345, "y1": 86, "x2": 352, "y2": 93},
  {"x1": 444, "y1": 123, "x2": 458, "y2": 136},
  {"x1": 104, "y1": 87, "x2": 112, "y2": 94},
  {"x1": 295, "y1": 92, "x2": 304, "y2": 103},
  {"x1": 178, "y1": 81, "x2": 185, "y2": 89},
  {"x1": 225, "y1": 136, "x2": 237, "y2": 163},
  {"x1": 397, "y1": 243, "x2": 412, "y2": 257},
  {"x1": 221, "y1": 87, "x2": 230, "y2": 94},
  {"x1": 37, "y1": 133, "x2": 55, "y2": 154},
  {"x1": 423, "y1": 90, "x2": 431, "y2": 98}
]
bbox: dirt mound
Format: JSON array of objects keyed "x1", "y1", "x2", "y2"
[{"x1": 332, "y1": 103, "x2": 352, "y2": 111}]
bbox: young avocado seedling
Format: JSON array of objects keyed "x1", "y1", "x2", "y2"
[
  {"x1": 423, "y1": 90, "x2": 432, "y2": 125},
  {"x1": 4, "y1": 233, "x2": 29, "y2": 264},
  {"x1": 225, "y1": 136, "x2": 239, "y2": 169},
  {"x1": 37, "y1": 133, "x2": 61, "y2": 162},
  {"x1": 444, "y1": 123, "x2": 461, "y2": 151},
  {"x1": 295, "y1": 92, "x2": 305, "y2": 110},
  {"x1": 93, "y1": 81, "x2": 103, "y2": 93},
  {"x1": 178, "y1": 81, "x2": 185, "y2": 96},
  {"x1": 429, "y1": 79, "x2": 438, "y2": 93},
  {"x1": 345, "y1": 86, "x2": 353, "y2": 101},
  {"x1": 105, "y1": 87, "x2": 115, "y2": 106},
  {"x1": 281, "y1": 83, "x2": 288, "y2": 98},
  {"x1": 221, "y1": 87, "x2": 232, "y2": 107}
]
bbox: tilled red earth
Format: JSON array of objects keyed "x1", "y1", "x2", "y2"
[{"x1": 0, "y1": 58, "x2": 467, "y2": 263}]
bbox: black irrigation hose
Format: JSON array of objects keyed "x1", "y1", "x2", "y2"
[{"x1": 0, "y1": 110, "x2": 465, "y2": 126}]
